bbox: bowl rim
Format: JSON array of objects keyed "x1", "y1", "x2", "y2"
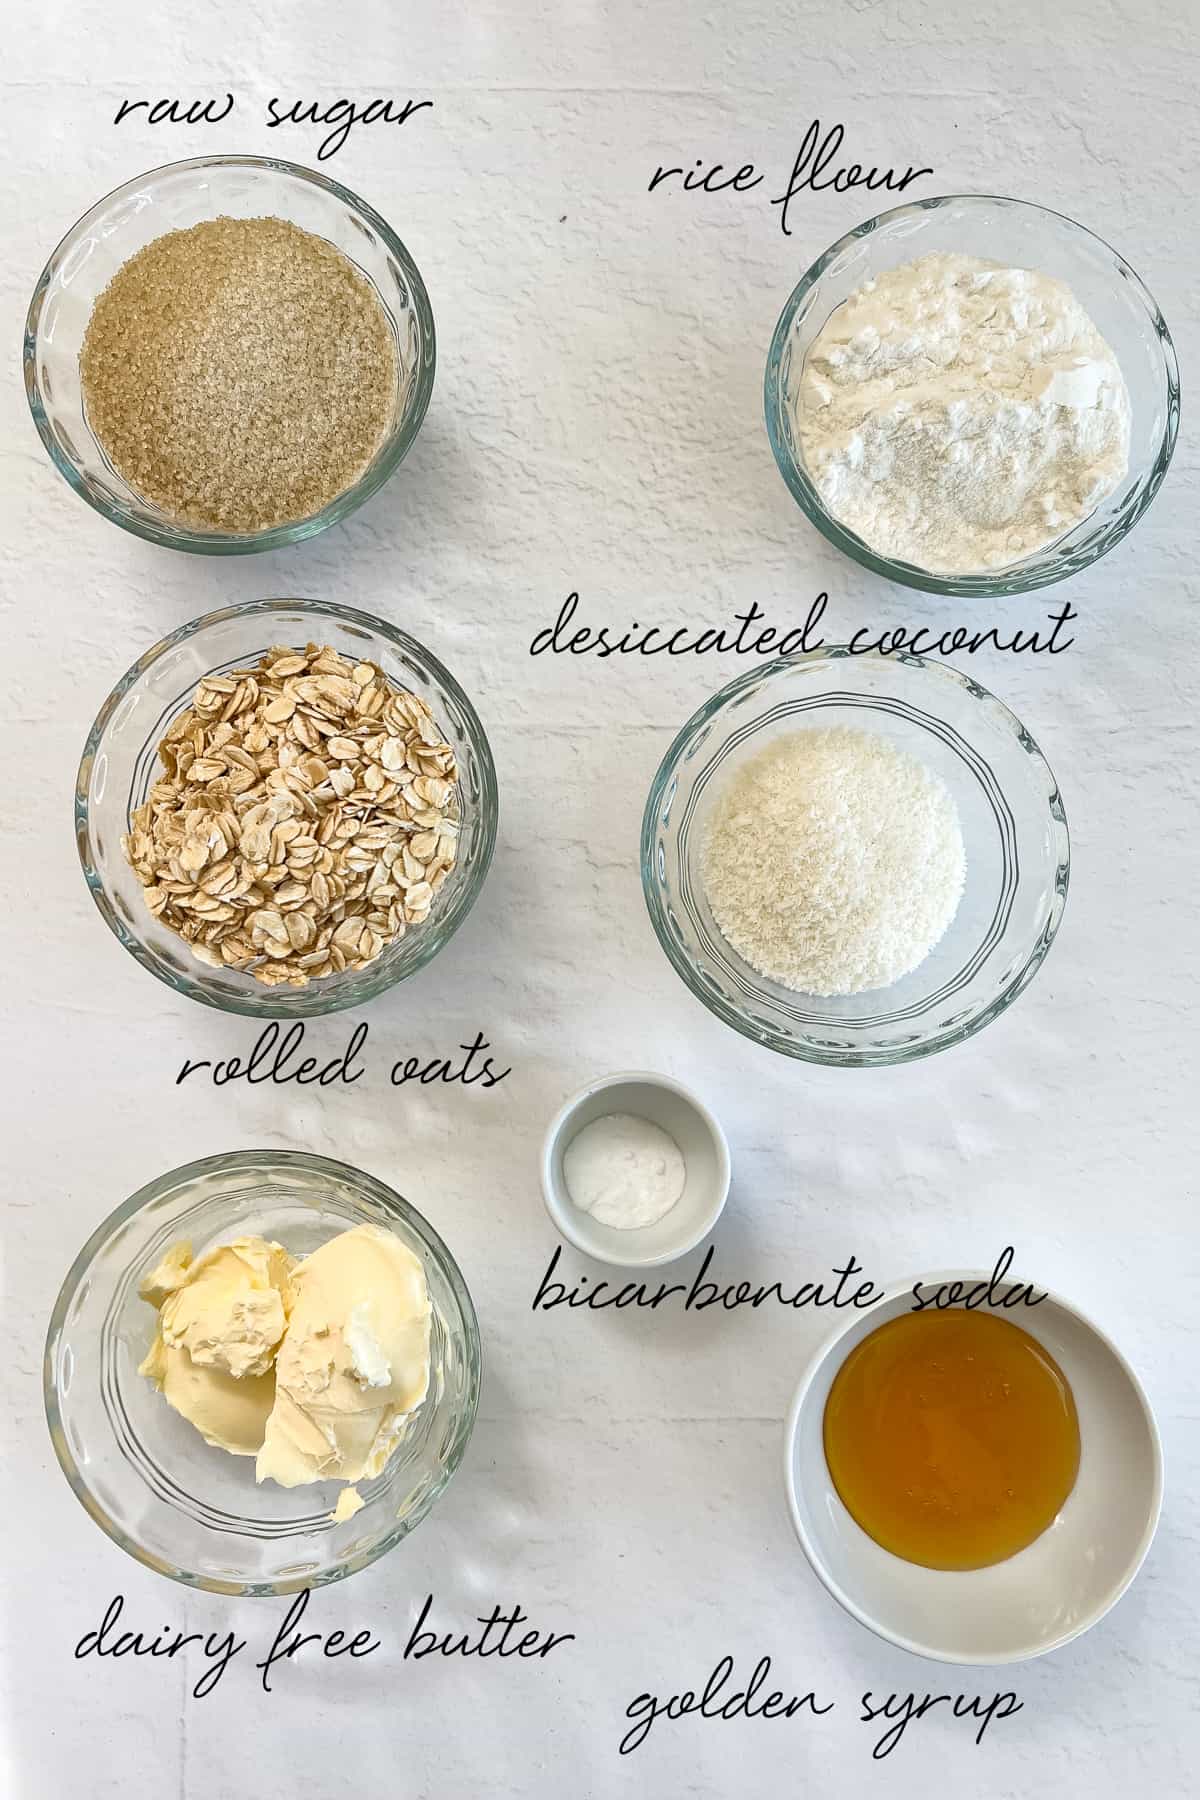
[
  {"x1": 539, "y1": 1068, "x2": 732, "y2": 1269},
  {"x1": 75, "y1": 596, "x2": 499, "y2": 1017},
  {"x1": 640, "y1": 645, "x2": 1070, "y2": 1067},
  {"x1": 43, "y1": 1147, "x2": 483, "y2": 1595},
  {"x1": 23, "y1": 152, "x2": 436, "y2": 555},
  {"x1": 782, "y1": 1269, "x2": 1165, "y2": 1664},
  {"x1": 764, "y1": 190, "x2": 1181, "y2": 597}
]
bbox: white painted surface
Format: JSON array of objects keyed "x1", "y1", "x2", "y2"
[{"x1": 1, "y1": 3, "x2": 1198, "y2": 1794}]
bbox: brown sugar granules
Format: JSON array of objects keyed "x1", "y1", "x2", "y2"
[{"x1": 80, "y1": 216, "x2": 399, "y2": 532}]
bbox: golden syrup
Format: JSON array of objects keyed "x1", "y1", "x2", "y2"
[{"x1": 823, "y1": 1308, "x2": 1080, "y2": 1572}]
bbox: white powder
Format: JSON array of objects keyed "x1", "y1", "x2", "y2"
[
  {"x1": 701, "y1": 726, "x2": 966, "y2": 996},
  {"x1": 794, "y1": 251, "x2": 1131, "y2": 574},
  {"x1": 563, "y1": 1113, "x2": 686, "y2": 1231}
]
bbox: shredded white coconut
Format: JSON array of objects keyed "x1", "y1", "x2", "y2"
[
  {"x1": 701, "y1": 726, "x2": 966, "y2": 996},
  {"x1": 794, "y1": 251, "x2": 1131, "y2": 574}
]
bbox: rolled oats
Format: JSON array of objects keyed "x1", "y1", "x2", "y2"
[{"x1": 122, "y1": 644, "x2": 460, "y2": 988}]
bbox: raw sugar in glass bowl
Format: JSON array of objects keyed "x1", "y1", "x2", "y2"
[
  {"x1": 640, "y1": 647, "x2": 1069, "y2": 1067},
  {"x1": 764, "y1": 193, "x2": 1179, "y2": 596},
  {"x1": 77, "y1": 598, "x2": 498, "y2": 1017},
  {"x1": 45, "y1": 1150, "x2": 482, "y2": 1595},
  {"x1": 24, "y1": 154, "x2": 435, "y2": 553}
]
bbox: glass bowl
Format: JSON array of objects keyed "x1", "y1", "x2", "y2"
[
  {"x1": 24, "y1": 154, "x2": 435, "y2": 553},
  {"x1": 765, "y1": 194, "x2": 1179, "y2": 596},
  {"x1": 45, "y1": 1150, "x2": 482, "y2": 1595},
  {"x1": 640, "y1": 648, "x2": 1069, "y2": 1067},
  {"x1": 77, "y1": 598, "x2": 498, "y2": 1016}
]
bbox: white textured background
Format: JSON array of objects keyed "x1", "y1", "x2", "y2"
[{"x1": 2, "y1": 3, "x2": 1198, "y2": 1794}]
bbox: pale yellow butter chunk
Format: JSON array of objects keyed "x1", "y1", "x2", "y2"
[
  {"x1": 140, "y1": 1335, "x2": 278, "y2": 1458},
  {"x1": 257, "y1": 1224, "x2": 431, "y2": 1489},
  {"x1": 138, "y1": 1234, "x2": 295, "y2": 1455},
  {"x1": 137, "y1": 1239, "x2": 194, "y2": 1308},
  {"x1": 158, "y1": 1237, "x2": 295, "y2": 1379},
  {"x1": 137, "y1": 1223, "x2": 430, "y2": 1485},
  {"x1": 331, "y1": 1486, "x2": 365, "y2": 1523}
]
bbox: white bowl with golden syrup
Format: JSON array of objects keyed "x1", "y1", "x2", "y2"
[{"x1": 784, "y1": 1264, "x2": 1162, "y2": 1663}]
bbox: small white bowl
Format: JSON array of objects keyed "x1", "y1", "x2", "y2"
[
  {"x1": 784, "y1": 1273, "x2": 1163, "y2": 1664},
  {"x1": 540, "y1": 1071, "x2": 731, "y2": 1269}
]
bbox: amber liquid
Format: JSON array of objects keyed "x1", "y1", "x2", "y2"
[{"x1": 823, "y1": 1308, "x2": 1080, "y2": 1572}]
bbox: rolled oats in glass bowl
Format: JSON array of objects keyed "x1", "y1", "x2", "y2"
[{"x1": 77, "y1": 599, "x2": 497, "y2": 1016}]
